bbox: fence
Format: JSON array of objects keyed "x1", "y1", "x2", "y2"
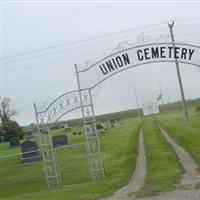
[{"x1": 0, "y1": 142, "x2": 89, "y2": 199}]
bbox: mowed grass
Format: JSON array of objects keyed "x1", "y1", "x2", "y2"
[
  {"x1": 157, "y1": 108, "x2": 200, "y2": 168},
  {"x1": 137, "y1": 118, "x2": 183, "y2": 197},
  {"x1": 1, "y1": 100, "x2": 199, "y2": 200},
  {"x1": 0, "y1": 118, "x2": 142, "y2": 200}
]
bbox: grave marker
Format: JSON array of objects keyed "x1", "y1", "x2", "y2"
[
  {"x1": 9, "y1": 137, "x2": 20, "y2": 147},
  {"x1": 52, "y1": 135, "x2": 68, "y2": 148},
  {"x1": 26, "y1": 130, "x2": 34, "y2": 140},
  {"x1": 73, "y1": 131, "x2": 82, "y2": 136},
  {"x1": 21, "y1": 140, "x2": 41, "y2": 162}
]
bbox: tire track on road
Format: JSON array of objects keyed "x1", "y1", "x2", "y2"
[
  {"x1": 156, "y1": 123, "x2": 200, "y2": 187},
  {"x1": 102, "y1": 127, "x2": 146, "y2": 200}
]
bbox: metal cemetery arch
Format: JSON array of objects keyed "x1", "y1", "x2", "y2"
[
  {"x1": 34, "y1": 89, "x2": 105, "y2": 188},
  {"x1": 34, "y1": 42, "x2": 200, "y2": 189},
  {"x1": 75, "y1": 42, "x2": 200, "y2": 186}
]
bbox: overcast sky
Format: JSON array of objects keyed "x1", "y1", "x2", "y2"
[{"x1": 1, "y1": 1, "x2": 200, "y2": 126}]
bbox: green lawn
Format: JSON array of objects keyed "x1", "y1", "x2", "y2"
[
  {"x1": 0, "y1": 118, "x2": 142, "y2": 200},
  {"x1": 156, "y1": 108, "x2": 200, "y2": 168},
  {"x1": 137, "y1": 118, "x2": 183, "y2": 197},
  {"x1": 1, "y1": 100, "x2": 200, "y2": 200}
]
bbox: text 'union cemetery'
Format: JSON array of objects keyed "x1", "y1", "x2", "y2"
[{"x1": 99, "y1": 45, "x2": 195, "y2": 75}]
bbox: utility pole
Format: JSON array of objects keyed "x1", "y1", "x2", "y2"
[
  {"x1": 168, "y1": 21, "x2": 189, "y2": 122},
  {"x1": 133, "y1": 85, "x2": 141, "y2": 120},
  {"x1": 159, "y1": 82, "x2": 165, "y2": 113}
]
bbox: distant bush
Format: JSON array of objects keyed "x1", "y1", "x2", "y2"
[{"x1": 3, "y1": 120, "x2": 25, "y2": 141}]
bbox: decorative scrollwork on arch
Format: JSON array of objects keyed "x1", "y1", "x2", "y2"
[{"x1": 35, "y1": 89, "x2": 91, "y2": 127}]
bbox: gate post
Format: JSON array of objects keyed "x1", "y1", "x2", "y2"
[
  {"x1": 75, "y1": 64, "x2": 105, "y2": 181},
  {"x1": 33, "y1": 103, "x2": 61, "y2": 188}
]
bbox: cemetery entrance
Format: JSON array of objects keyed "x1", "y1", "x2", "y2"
[{"x1": 34, "y1": 42, "x2": 200, "y2": 188}]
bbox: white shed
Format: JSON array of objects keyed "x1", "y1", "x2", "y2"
[{"x1": 142, "y1": 101, "x2": 160, "y2": 116}]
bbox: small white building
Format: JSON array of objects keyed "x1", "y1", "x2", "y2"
[{"x1": 142, "y1": 101, "x2": 160, "y2": 116}]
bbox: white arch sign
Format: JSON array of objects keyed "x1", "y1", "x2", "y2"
[{"x1": 77, "y1": 43, "x2": 200, "y2": 89}]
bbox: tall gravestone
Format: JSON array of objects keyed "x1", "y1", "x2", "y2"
[{"x1": 21, "y1": 140, "x2": 41, "y2": 162}]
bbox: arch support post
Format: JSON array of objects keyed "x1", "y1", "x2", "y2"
[
  {"x1": 75, "y1": 65, "x2": 105, "y2": 181},
  {"x1": 33, "y1": 103, "x2": 61, "y2": 188}
]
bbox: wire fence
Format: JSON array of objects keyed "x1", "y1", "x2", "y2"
[
  {"x1": 0, "y1": 142, "x2": 89, "y2": 199},
  {"x1": 0, "y1": 146, "x2": 45, "y2": 199}
]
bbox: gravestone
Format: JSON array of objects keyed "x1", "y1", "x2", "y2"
[
  {"x1": 9, "y1": 137, "x2": 20, "y2": 147},
  {"x1": 115, "y1": 119, "x2": 121, "y2": 126},
  {"x1": 64, "y1": 127, "x2": 72, "y2": 133},
  {"x1": 26, "y1": 131, "x2": 34, "y2": 140},
  {"x1": 52, "y1": 135, "x2": 68, "y2": 148},
  {"x1": 109, "y1": 119, "x2": 120, "y2": 128},
  {"x1": 73, "y1": 131, "x2": 82, "y2": 136},
  {"x1": 195, "y1": 107, "x2": 200, "y2": 112},
  {"x1": 21, "y1": 140, "x2": 41, "y2": 162},
  {"x1": 109, "y1": 119, "x2": 116, "y2": 128},
  {"x1": 0, "y1": 127, "x2": 5, "y2": 143},
  {"x1": 64, "y1": 124, "x2": 72, "y2": 133},
  {"x1": 96, "y1": 124, "x2": 105, "y2": 134}
]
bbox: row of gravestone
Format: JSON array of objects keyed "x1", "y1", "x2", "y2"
[
  {"x1": 9, "y1": 132, "x2": 70, "y2": 162},
  {"x1": 8, "y1": 122, "x2": 118, "y2": 162},
  {"x1": 9, "y1": 132, "x2": 41, "y2": 162},
  {"x1": 9, "y1": 130, "x2": 34, "y2": 147}
]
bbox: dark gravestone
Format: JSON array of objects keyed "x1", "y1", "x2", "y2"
[
  {"x1": 195, "y1": 107, "x2": 200, "y2": 112},
  {"x1": 73, "y1": 131, "x2": 82, "y2": 136},
  {"x1": 109, "y1": 119, "x2": 116, "y2": 128},
  {"x1": 0, "y1": 128, "x2": 5, "y2": 143},
  {"x1": 64, "y1": 127, "x2": 72, "y2": 133},
  {"x1": 96, "y1": 124, "x2": 104, "y2": 130},
  {"x1": 21, "y1": 140, "x2": 41, "y2": 162},
  {"x1": 9, "y1": 137, "x2": 20, "y2": 147},
  {"x1": 96, "y1": 124, "x2": 104, "y2": 134},
  {"x1": 52, "y1": 135, "x2": 68, "y2": 148},
  {"x1": 109, "y1": 119, "x2": 120, "y2": 128}
]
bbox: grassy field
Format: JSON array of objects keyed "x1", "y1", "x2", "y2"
[
  {"x1": 0, "y1": 118, "x2": 142, "y2": 200},
  {"x1": 156, "y1": 108, "x2": 200, "y2": 168},
  {"x1": 137, "y1": 118, "x2": 183, "y2": 197},
  {"x1": 1, "y1": 99, "x2": 200, "y2": 200}
]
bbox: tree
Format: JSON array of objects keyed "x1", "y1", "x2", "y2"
[
  {"x1": 0, "y1": 97, "x2": 24, "y2": 141},
  {"x1": 0, "y1": 97, "x2": 16, "y2": 124}
]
